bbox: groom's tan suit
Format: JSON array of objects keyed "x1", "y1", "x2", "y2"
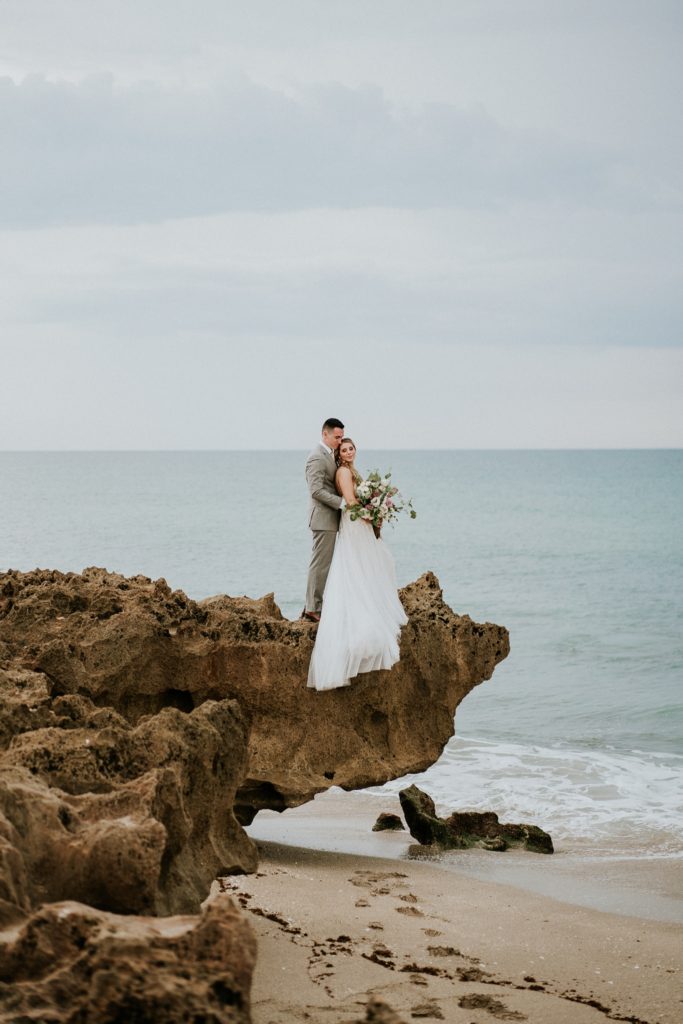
[{"x1": 305, "y1": 444, "x2": 343, "y2": 613}]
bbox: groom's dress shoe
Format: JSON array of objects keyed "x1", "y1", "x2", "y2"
[{"x1": 302, "y1": 610, "x2": 321, "y2": 623}]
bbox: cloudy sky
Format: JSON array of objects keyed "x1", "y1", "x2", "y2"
[{"x1": 1, "y1": 0, "x2": 681, "y2": 449}]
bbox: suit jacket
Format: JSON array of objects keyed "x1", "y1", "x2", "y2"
[{"x1": 306, "y1": 445, "x2": 343, "y2": 531}]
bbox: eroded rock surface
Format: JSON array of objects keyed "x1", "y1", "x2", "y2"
[
  {"x1": 372, "y1": 812, "x2": 405, "y2": 832},
  {"x1": 399, "y1": 784, "x2": 554, "y2": 853},
  {"x1": 0, "y1": 568, "x2": 508, "y2": 918},
  {"x1": 0, "y1": 691, "x2": 256, "y2": 924},
  {"x1": 0, "y1": 567, "x2": 509, "y2": 824},
  {"x1": 0, "y1": 894, "x2": 256, "y2": 1023},
  {"x1": 0, "y1": 565, "x2": 509, "y2": 1019}
]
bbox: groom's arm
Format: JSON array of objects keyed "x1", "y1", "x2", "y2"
[{"x1": 306, "y1": 454, "x2": 343, "y2": 510}]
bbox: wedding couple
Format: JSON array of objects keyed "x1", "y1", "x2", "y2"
[{"x1": 303, "y1": 417, "x2": 407, "y2": 691}]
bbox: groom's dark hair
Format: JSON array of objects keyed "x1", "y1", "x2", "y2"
[{"x1": 322, "y1": 418, "x2": 344, "y2": 431}]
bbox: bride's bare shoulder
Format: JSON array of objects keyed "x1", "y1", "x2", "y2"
[{"x1": 335, "y1": 464, "x2": 354, "y2": 497}]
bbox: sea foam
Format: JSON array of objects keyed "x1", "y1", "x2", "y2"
[{"x1": 372, "y1": 735, "x2": 683, "y2": 856}]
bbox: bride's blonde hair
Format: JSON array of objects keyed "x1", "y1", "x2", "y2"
[{"x1": 336, "y1": 437, "x2": 362, "y2": 484}]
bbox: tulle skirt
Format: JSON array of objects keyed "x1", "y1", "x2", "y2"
[{"x1": 307, "y1": 511, "x2": 408, "y2": 691}]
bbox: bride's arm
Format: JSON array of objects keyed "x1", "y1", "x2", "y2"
[{"x1": 335, "y1": 466, "x2": 357, "y2": 506}]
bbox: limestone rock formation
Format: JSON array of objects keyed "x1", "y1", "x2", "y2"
[
  {"x1": 0, "y1": 569, "x2": 509, "y2": 915},
  {"x1": 0, "y1": 692, "x2": 256, "y2": 923},
  {"x1": 399, "y1": 785, "x2": 554, "y2": 853},
  {"x1": 0, "y1": 567, "x2": 509, "y2": 825},
  {"x1": 0, "y1": 565, "x2": 509, "y2": 1019},
  {"x1": 0, "y1": 894, "x2": 256, "y2": 1023},
  {"x1": 372, "y1": 812, "x2": 405, "y2": 832}
]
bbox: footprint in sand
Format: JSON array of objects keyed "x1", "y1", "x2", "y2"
[
  {"x1": 457, "y1": 965, "x2": 494, "y2": 983},
  {"x1": 427, "y1": 945, "x2": 460, "y2": 957},
  {"x1": 350, "y1": 870, "x2": 409, "y2": 893},
  {"x1": 372, "y1": 943, "x2": 394, "y2": 958},
  {"x1": 307, "y1": 936, "x2": 353, "y2": 992},
  {"x1": 458, "y1": 993, "x2": 527, "y2": 1021},
  {"x1": 410, "y1": 1001, "x2": 444, "y2": 1020},
  {"x1": 396, "y1": 905, "x2": 424, "y2": 917},
  {"x1": 361, "y1": 946, "x2": 396, "y2": 970},
  {"x1": 422, "y1": 928, "x2": 442, "y2": 937}
]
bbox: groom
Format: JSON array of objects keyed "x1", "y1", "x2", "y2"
[{"x1": 302, "y1": 417, "x2": 345, "y2": 622}]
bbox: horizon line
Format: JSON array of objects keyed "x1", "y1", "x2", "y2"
[{"x1": 1, "y1": 447, "x2": 681, "y2": 454}]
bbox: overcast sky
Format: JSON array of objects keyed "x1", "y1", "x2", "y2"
[{"x1": 1, "y1": 0, "x2": 681, "y2": 449}]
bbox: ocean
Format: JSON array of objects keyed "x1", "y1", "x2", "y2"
[{"x1": 1, "y1": 450, "x2": 681, "y2": 859}]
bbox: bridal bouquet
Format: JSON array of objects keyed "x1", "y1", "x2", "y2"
[{"x1": 348, "y1": 470, "x2": 416, "y2": 528}]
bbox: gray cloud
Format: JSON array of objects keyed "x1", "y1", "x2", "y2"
[
  {"x1": 16, "y1": 261, "x2": 682, "y2": 351},
  {"x1": 4, "y1": 204, "x2": 680, "y2": 349},
  {"x1": 0, "y1": 1, "x2": 681, "y2": 449},
  {"x1": 2, "y1": 2, "x2": 681, "y2": 67},
  {"x1": 1, "y1": 72, "x2": 629, "y2": 227}
]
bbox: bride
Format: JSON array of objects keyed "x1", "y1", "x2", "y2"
[{"x1": 307, "y1": 438, "x2": 408, "y2": 691}]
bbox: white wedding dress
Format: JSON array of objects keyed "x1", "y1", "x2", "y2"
[{"x1": 307, "y1": 509, "x2": 408, "y2": 691}]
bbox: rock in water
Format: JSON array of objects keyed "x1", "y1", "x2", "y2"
[
  {"x1": 399, "y1": 785, "x2": 553, "y2": 854},
  {"x1": 372, "y1": 812, "x2": 405, "y2": 832}
]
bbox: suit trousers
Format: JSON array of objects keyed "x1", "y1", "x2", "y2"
[{"x1": 305, "y1": 529, "x2": 337, "y2": 613}]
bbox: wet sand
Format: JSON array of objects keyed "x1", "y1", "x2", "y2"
[
  {"x1": 247, "y1": 790, "x2": 683, "y2": 924},
  {"x1": 227, "y1": 790, "x2": 682, "y2": 1022}
]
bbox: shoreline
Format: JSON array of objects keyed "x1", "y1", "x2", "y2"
[
  {"x1": 223, "y1": 835, "x2": 681, "y2": 1024},
  {"x1": 246, "y1": 789, "x2": 683, "y2": 925}
]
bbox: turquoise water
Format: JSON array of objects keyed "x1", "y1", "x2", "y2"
[{"x1": 1, "y1": 450, "x2": 681, "y2": 850}]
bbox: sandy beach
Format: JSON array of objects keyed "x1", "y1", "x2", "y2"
[{"x1": 230, "y1": 793, "x2": 682, "y2": 1023}]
